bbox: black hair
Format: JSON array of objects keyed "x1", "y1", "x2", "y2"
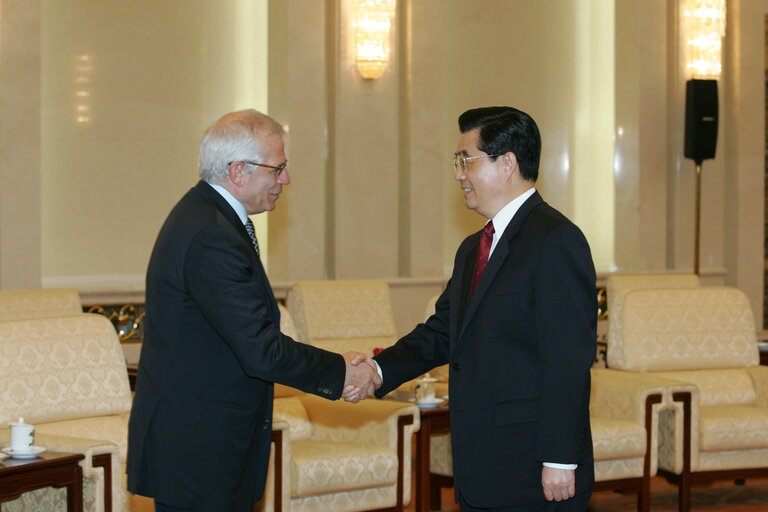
[{"x1": 458, "y1": 106, "x2": 541, "y2": 182}]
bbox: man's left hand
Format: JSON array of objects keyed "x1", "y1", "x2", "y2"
[{"x1": 541, "y1": 466, "x2": 575, "y2": 501}]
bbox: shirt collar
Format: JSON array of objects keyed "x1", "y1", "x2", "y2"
[
  {"x1": 488, "y1": 187, "x2": 536, "y2": 254},
  {"x1": 207, "y1": 181, "x2": 249, "y2": 225}
]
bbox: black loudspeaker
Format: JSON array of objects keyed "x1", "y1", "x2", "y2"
[{"x1": 684, "y1": 79, "x2": 718, "y2": 164}]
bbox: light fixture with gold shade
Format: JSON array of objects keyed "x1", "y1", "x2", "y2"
[
  {"x1": 682, "y1": 0, "x2": 725, "y2": 275},
  {"x1": 353, "y1": 0, "x2": 396, "y2": 80}
]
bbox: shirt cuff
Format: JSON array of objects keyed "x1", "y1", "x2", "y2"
[
  {"x1": 373, "y1": 359, "x2": 383, "y2": 380},
  {"x1": 543, "y1": 462, "x2": 578, "y2": 470}
]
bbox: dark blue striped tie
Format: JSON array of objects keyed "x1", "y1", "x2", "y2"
[{"x1": 244, "y1": 219, "x2": 260, "y2": 257}]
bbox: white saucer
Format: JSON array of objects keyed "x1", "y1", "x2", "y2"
[
  {"x1": 410, "y1": 397, "x2": 445, "y2": 409},
  {"x1": 2, "y1": 446, "x2": 46, "y2": 459}
]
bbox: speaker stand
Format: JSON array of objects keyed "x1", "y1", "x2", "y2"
[{"x1": 694, "y1": 162, "x2": 702, "y2": 276}]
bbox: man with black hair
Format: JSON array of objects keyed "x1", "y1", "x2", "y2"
[{"x1": 372, "y1": 106, "x2": 596, "y2": 511}]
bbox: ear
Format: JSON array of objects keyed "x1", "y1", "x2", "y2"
[
  {"x1": 502, "y1": 152, "x2": 518, "y2": 177},
  {"x1": 227, "y1": 162, "x2": 245, "y2": 187}
]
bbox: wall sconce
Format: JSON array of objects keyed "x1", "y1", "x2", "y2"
[
  {"x1": 683, "y1": 0, "x2": 726, "y2": 79},
  {"x1": 354, "y1": 0, "x2": 396, "y2": 80}
]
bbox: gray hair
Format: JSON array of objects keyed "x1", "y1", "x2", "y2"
[{"x1": 198, "y1": 109, "x2": 285, "y2": 184}]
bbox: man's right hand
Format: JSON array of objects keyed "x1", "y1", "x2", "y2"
[{"x1": 341, "y1": 352, "x2": 381, "y2": 403}]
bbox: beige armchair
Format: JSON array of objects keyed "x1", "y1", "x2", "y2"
[
  {"x1": 590, "y1": 369, "x2": 696, "y2": 511},
  {"x1": 606, "y1": 274, "x2": 699, "y2": 369},
  {"x1": 256, "y1": 386, "x2": 420, "y2": 512},
  {"x1": 286, "y1": 280, "x2": 397, "y2": 356},
  {"x1": 0, "y1": 314, "x2": 132, "y2": 511},
  {"x1": 0, "y1": 288, "x2": 82, "y2": 320},
  {"x1": 609, "y1": 286, "x2": 768, "y2": 512}
]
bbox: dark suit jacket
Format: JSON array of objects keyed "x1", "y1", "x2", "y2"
[
  {"x1": 127, "y1": 181, "x2": 346, "y2": 511},
  {"x1": 374, "y1": 191, "x2": 596, "y2": 508}
]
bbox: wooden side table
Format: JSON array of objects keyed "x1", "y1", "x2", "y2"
[
  {"x1": 386, "y1": 389, "x2": 451, "y2": 512},
  {"x1": 0, "y1": 451, "x2": 85, "y2": 512},
  {"x1": 126, "y1": 363, "x2": 138, "y2": 391}
]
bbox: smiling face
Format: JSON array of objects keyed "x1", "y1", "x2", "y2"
[
  {"x1": 454, "y1": 128, "x2": 511, "y2": 219},
  {"x1": 231, "y1": 132, "x2": 290, "y2": 215}
]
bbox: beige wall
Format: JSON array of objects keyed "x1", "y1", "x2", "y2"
[
  {"x1": 0, "y1": 0, "x2": 42, "y2": 289},
  {"x1": 37, "y1": 0, "x2": 268, "y2": 291},
  {"x1": 0, "y1": 0, "x2": 765, "y2": 327}
]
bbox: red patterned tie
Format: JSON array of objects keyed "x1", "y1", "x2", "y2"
[{"x1": 470, "y1": 220, "x2": 495, "y2": 297}]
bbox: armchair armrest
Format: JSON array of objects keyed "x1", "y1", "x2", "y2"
[
  {"x1": 747, "y1": 365, "x2": 768, "y2": 407},
  {"x1": 0, "y1": 429, "x2": 122, "y2": 512},
  {"x1": 299, "y1": 395, "x2": 420, "y2": 445},
  {"x1": 591, "y1": 369, "x2": 683, "y2": 423}
]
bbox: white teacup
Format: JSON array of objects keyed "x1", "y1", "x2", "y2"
[
  {"x1": 415, "y1": 377, "x2": 438, "y2": 403},
  {"x1": 10, "y1": 417, "x2": 34, "y2": 452}
]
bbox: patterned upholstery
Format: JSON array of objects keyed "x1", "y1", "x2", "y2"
[
  {"x1": 257, "y1": 394, "x2": 420, "y2": 512},
  {"x1": 610, "y1": 286, "x2": 768, "y2": 511},
  {"x1": 278, "y1": 303, "x2": 301, "y2": 342},
  {"x1": 606, "y1": 274, "x2": 700, "y2": 370},
  {"x1": 0, "y1": 314, "x2": 132, "y2": 511},
  {"x1": 0, "y1": 288, "x2": 82, "y2": 320},
  {"x1": 286, "y1": 280, "x2": 397, "y2": 355},
  {"x1": 590, "y1": 369, "x2": 690, "y2": 482}
]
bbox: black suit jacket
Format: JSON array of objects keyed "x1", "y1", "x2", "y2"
[
  {"x1": 127, "y1": 181, "x2": 346, "y2": 511},
  {"x1": 375, "y1": 192, "x2": 596, "y2": 508}
]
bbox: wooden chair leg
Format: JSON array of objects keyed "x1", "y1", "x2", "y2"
[
  {"x1": 673, "y1": 392, "x2": 692, "y2": 512},
  {"x1": 429, "y1": 477, "x2": 442, "y2": 511}
]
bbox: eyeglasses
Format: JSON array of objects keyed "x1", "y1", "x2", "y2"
[
  {"x1": 453, "y1": 154, "x2": 499, "y2": 174},
  {"x1": 229, "y1": 160, "x2": 288, "y2": 177}
]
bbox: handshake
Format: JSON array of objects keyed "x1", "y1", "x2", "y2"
[{"x1": 341, "y1": 352, "x2": 382, "y2": 403}]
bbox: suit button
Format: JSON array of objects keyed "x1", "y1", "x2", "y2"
[{"x1": 452, "y1": 363, "x2": 461, "y2": 371}]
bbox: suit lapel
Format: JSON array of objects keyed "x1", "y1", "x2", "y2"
[
  {"x1": 453, "y1": 235, "x2": 479, "y2": 336},
  {"x1": 455, "y1": 192, "x2": 543, "y2": 348},
  {"x1": 196, "y1": 181, "x2": 260, "y2": 258},
  {"x1": 196, "y1": 181, "x2": 278, "y2": 317}
]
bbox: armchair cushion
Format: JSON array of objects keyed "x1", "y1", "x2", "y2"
[
  {"x1": 35, "y1": 413, "x2": 130, "y2": 462},
  {"x1": 273, "y1": 396, "x2": 313, "y2": 441},
  {"x1": 266, "y1": 393, "x2": 420, "y2": 512},
  {"x1": 591, "y1": 417, "x2": 646, "y2": 461},
  {"x1": 287, "y1": 280, "x2": 397, "y2": 343},
  {"x1": 699, "y1": 406, "x2": 768, "y2": 451},
  {"x1": 290, "y1": 439, "x2": 397, "y2": 497},
  {"x1": 747, "y1": 366, "x2": 768, "y2": 407},
  {"x1": 613, "y1": 287, "x2": 759, "y2": 372},
  {"x1": 0, "y1": 314, "x2": 132, "y2": 426},
  {"x1": 606, "y1": 274, "x2": 700, "y2": 370},
  {"x1": 0, "y1": 288, "x2": 82, "y2": 321},
  {"x1": 656, "y1": 369, "x2": 757, "y2": 406}
]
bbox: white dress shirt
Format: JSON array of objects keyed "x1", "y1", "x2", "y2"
[{"x1": 207, "y1": 182, "x2": 249, "y2": 225}]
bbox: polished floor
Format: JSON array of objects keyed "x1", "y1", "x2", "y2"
[{"x1": 423, "y1": 477, "x2": 768, "y2": 512}]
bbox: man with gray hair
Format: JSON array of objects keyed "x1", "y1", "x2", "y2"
[{"x1": 127, "y1": 109, "x2": 379, "y2": 512}]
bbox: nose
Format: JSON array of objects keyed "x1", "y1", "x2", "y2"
[
  {"x1": 454, "y1": 165, "x2": 465, "y2": 182},
  {"x1": 279, "y1": 168, "x2": 290, "y2": 185}
]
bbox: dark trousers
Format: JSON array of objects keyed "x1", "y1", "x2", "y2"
[
  {"x1": 155, "y1": 500, "x2": 255, "y2": 512},
  {"x1": 154, "y1": 502, "x2": 192, "y2": 512},
  {"x1": 459, "y1": 491, "x2": 592, "y2": 512}
]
